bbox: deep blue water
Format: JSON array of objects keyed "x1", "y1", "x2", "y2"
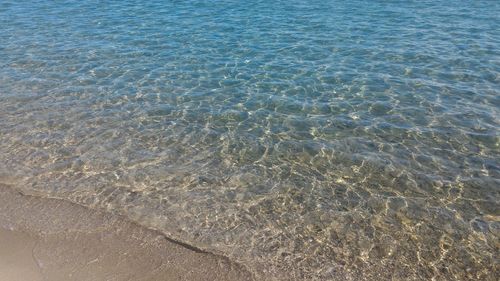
[{"x1": 0, "y1": 1, "x2": 499, "y2": 280}]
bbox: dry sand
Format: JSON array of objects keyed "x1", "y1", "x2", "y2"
[{"x1": 0, "y1": 184, "x2": 254, "y2": 281}]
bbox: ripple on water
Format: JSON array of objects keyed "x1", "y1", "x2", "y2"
[{"x1": 0, "y1": 0, "x2": 499, "y2": 280}]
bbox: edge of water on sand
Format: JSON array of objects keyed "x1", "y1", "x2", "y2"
[{"x1": 0, "y1": 183, "x2": 255, "y2": 281}]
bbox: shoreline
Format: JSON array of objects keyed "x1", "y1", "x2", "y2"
[{"x1": 0, "y1": 184, "x2": 254, "y2": 281}]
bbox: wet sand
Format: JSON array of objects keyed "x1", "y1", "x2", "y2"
[{"x1": 0, "y1": 184, "x2": 254, "y2": 281}]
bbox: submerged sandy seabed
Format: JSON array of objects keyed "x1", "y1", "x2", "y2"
[{"x1": 0, "y1": 184, "x2": 253, "y2": 281}]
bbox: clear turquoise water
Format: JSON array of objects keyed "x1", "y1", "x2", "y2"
[{"x1": 0, "y1": 1, "x2": 499, "y2": 280}]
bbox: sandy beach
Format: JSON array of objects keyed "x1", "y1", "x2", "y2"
[
  {"x1": 1, "y1": 1, "x2": 498, "y2": 280},
  {"x1": 0, "y1": 184, "x2": 254, "y2": 281}
]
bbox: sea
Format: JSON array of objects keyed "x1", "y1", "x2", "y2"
[{"x1": 0, "y1": 1, "x2": 498, "y2": 280}]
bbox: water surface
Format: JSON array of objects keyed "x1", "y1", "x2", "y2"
[{"x1": 0, "y1": 0, "x2": 499, "y2": 280}]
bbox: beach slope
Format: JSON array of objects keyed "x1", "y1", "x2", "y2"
[{"x1": 0, "y1": 184, "x2": 253, "y2": 281}]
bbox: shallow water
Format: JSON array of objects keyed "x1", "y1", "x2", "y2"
[{"x1": 0, "y1": 0, "x2": 499, "y2": 280}]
